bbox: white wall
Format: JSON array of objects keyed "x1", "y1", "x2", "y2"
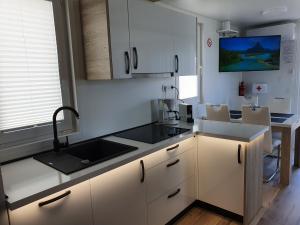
[
  {"x1": 243, "y1": 23, "x2": 300, "y2": 114},
  {"x1": 197, "y1": 15, "x2": 243, "y2": 114},
  {"x1": 70, "y1": 77, "x2": 175, "y2": 142}
]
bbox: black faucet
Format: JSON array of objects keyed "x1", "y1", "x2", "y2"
[{"x1": 53, "y1": 106, "x2": 80, "y2": 152}]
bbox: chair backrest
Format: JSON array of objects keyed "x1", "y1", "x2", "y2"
[
  {"x1": 241, "y1": 96, "x2": 258, "y2": 107},
  {"x1": 269, "y1": 98, "x2": 291, "y2": 114},
  {"x1": 242, "y1": 106, "x2": 272, "y2": 153},
  {"x1": 206, "y1": 104, "x2": 230, "y2": 122}
]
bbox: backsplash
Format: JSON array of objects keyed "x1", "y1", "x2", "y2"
[{"x1": 0, "y1": 77, "x2": 175, "y2": 163}]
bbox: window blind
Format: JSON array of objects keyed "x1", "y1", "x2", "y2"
[{"x1": 0, "y1": 0, "x2": 63, "y2": 131}]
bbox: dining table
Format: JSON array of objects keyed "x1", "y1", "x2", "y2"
[{"x1": 230, "y1": 110, "x2": 300, "y2": 186}]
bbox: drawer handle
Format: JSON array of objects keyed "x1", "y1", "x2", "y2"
[
  {"x1": 133, "y1": 47, "x2": 138, "y2": 69},
  {"x1": 38, "y1": 190, "x2": 71, "y2": 207},
  {"x1": 166, "y1": 144, "x2": 179, "y2": 152},
  {"x1": 166, "y1": 159, "x2": 180, "y2": 168},
  {"x1": 168, "y1": 188, "x2": 181, "y2": 199},
  {"x1": 238, "y1": 144, "x2": 242, "y2": 164},
  {"x1": 140, "y1": 160, "x2": 145, "y2": 183},
  {"x1": 124, "y1": 51, "x2": 130, "y2": 74},
  {"x1": 175, "y1": 55, "x2": 179, "y2": 73}
]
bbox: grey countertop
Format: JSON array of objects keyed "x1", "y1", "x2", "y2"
[{"x1": 2, "y1": 120, "x2": 268, "y2": 210}]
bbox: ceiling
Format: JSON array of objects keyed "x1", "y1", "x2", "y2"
[{"x1": 160, "y1": 0, "x2": 300, "y2": 27}]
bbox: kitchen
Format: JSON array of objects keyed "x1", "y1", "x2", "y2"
[{"x1": 0, "y1": 0, "x2": 300, "y2": 225}]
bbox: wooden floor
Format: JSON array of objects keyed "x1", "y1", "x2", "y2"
[
  {"x1": 176, "y1": 168, "x2": 300, "y2": 225},
  {"x1": 175, "y1": 207, "x2": 241, "y2": 225},
  {"x1": 257, "y1": 168, "x2": 300, "y2": 225}
]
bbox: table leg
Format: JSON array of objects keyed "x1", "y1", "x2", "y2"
[
  {"x1": 280, "y1": 127, "x2": 292, "y2": 186},
  {"x1": 294, "y1": 127, "x2": 300, "y2": 167}
]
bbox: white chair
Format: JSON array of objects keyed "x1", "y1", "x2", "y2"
[
  {"x1": 242, "y1": 106, "x2": 281, "y2": 182},
  {"x1": 269, "y1": 97, "x2": 291, "y2": 157},
  {"x1": 269, "y1": 97, "x2": 291, "y2": 114},
  {"x1": 206, "y1": 104, "x2": 230, "y2": 122}
]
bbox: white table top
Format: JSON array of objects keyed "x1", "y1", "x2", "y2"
[{"x1": 230, "y1": 114, "x2": 300, "y2": 129}]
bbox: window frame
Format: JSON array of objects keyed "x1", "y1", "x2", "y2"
[{"x1": 0, "y1": 0, "x2": 78, "y2": 150}]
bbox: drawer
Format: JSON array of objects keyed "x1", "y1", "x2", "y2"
[
  {"x1": 146, "y1": 148, "x2": 196, "y2": 203},
  {"x1": 147, "y1": 178, "x2": 196, "y2": 225},
  {"x1": 9, "y1": 181, "x2": 93, "y2": 225},
  {"x1": 144, "y1": 136, "x2": 196, "y2": 170}
]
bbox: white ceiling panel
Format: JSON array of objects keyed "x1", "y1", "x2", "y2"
[{"x1": 161, "y1": 0, "x2": 300, "y2": 26}]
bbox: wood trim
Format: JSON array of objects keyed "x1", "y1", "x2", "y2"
[
  {"x1": 243, "y1": 135, "x2": 263, "y2": 225},
  {"x1": 80, "y1": 0, "x2": 112, "y2": 80},
  {"x1": 0, "y1": 168, "x2": 9, "y2": 225},
  {"x1": 272, "y1": 126, "x2": 293, "y2": 186},
  {"x1": 294, "y1": 127, "x2": 300, "y2": 167}
]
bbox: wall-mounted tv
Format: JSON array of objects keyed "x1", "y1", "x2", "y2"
[{"x1": 219, "y1": 35, "x2": 281, "y2": 72}]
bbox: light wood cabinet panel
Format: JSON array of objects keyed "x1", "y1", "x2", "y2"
[
  {"x1": 90, "y1": 159, "x2": 147, "y2": 225},
  {"x1": 81, "y1": 0, "x2": 131, "y2": 80},
  {"x1": 9, "y1": 181, "x2": 93, "y2": 225},
  {"x1": 81, "y1": 0, "x2": 112, "y2": 80}
]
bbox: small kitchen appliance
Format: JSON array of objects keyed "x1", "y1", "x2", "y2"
[
  {"x1": 151, "y1": 99, "x2": 178, "y2": 125},
  {"x1": 179, "y1": 103, "x2": 194, "y2": 123}
]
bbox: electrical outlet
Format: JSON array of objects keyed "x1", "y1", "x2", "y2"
[{"x1": 162, "y1": 85, "x2": 172, "y2": 92}]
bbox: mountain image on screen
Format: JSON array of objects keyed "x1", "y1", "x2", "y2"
[{"x1": 219, "y1": 36, "x2": 281, "y2": 72}]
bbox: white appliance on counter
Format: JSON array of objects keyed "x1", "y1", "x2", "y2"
[{"x1": 151, "y1": 99, "x2": 178, "y2": 125}]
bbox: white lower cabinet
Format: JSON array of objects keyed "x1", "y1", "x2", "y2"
[
  {"x1": 146, "y1": 147, "x2": 196, "y2": 203},
  {"x1": 197, "y1": 136, "x2": 245, "y2": 216},
  {"x1": 147, "y1": 178, "x2": 196, "y2": 225},
  {"x1": 9, "y1": 181, "x2": 93, "y2": 225},
  {"x1": 9, "y1": 135, "x2": 260, "y2": 225},
  {"x1": 90, "y1": 159, "x2": 147, "y2": 225}
]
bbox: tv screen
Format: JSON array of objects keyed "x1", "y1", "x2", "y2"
[{"x1": 219, "y1": 35, "x2": 281, "y2": 72}]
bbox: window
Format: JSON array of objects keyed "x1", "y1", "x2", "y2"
[
  {"x1": 179, "y1": 75, "x2": 198, "y2": 100},
  {"x1": 0, "y1": 0, "x2": 77, "y2": 149}
]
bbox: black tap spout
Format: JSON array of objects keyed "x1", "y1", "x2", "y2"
[{"x1": 53, "y1": 106, "x2": 79, "y2": 152}]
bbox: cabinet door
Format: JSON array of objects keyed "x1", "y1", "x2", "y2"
[
  {"x1": 9, "y1": 181, "x2": 93, "y2": 225},
  {"x1": 197, "y1": 136, "x2": 245, "y2": 216},
  {"x1": 91, "y1": 159, "x2": 147, "y2": 225},
  {"x1": 171, "y1": 13, "x2": 197, "y2": 76},
  {"x1": 108, "y1": 0, "x2": 132, "y2": 79},
  {"x1": 128, "y1": 0, "x2": 174, "y2": 74}
]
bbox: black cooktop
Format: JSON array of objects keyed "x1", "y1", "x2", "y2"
[{"x1": 114, "y1": 124, "x2": 190, "y2": 144}]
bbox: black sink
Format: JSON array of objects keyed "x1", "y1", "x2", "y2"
[
  {"x1": 65, "y1": 139, "x2": 138, "y2": 163},
  {"x1": 34, "y1": 139, "x2": 138, "y2": 175}
]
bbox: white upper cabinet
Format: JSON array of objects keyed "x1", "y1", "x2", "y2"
[
  {"x1": 90, "y1": 159, "x2": 147, "y2": 225},
  {"x1": 81, "y1": 0, "x2": 197, "y2": 79},
  {"x1": 128, "y1": 0, "x2": 174, "y2": 74},
  {"x1": 171, "y1": 12, "x2": 197, "y2": 76},
  {"x1": 108, "y1": 0, "x2": 132, "y2": 79}
]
